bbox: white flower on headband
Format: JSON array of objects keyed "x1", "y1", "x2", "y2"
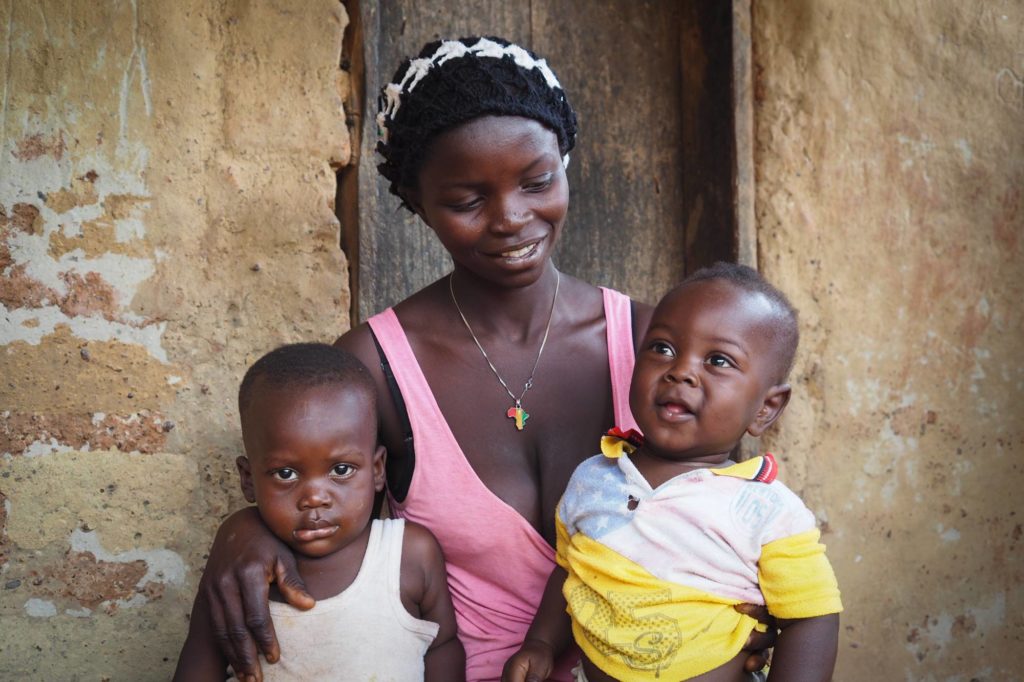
[{"x1": 377, "y1": 37, "x2": 565, "y2": 144}]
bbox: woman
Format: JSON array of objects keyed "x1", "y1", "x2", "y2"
[{"x1": 202, "y1": 37, "x2": 768, "y2": 682}]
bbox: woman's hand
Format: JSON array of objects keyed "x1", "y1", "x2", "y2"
[
  {"x1": 734, "y1": 603, "x2": 777, "y2": 672},
  {"x1": 502, "y1": 639, "x2": 556, "y2": 682},
  {"x1": 199, "y1": 506, "x2": 314, "y2": 682}
]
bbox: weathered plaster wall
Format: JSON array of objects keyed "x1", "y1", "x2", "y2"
[
  {"x1": 753, "y1": 1, "x2": 1023, "y2": 679},
  {"x1": 1, "y1": 1, "x2": 350, "y2": 678}
]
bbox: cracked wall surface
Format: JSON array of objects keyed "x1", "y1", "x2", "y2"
[
  {"x1": 3, "y1": 1, "x2": 1022, "y2": 680},
  {"x1": 754, "y1": 1, "x2": 1023, "y2": 679},
  {"x1": 1, "y1": 1, "x2": 350, "y2": 678}
]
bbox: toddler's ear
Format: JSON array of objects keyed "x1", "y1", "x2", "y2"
[
  {"x1": 372, "y1": 445, "x2": 387, "y2": 493},
  {"x1": 236, "y1": 456, "x2": 257, "y2": 503},
  {"x1": 746, "y1": 384, "x2": 791, "y2": 437}
]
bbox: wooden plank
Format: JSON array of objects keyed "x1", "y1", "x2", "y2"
[
  {"x1": 356, "y1": 1, "x2": 717, "y2": 317},
  {"x1": 532, "y1": 0, "x2": 686, "y2": 304},
  {"x1": 356, "y1": 2, "x2": 530, "y2": 322},
  {"x1": 338, "y1": 0, "x2": 364, "y2": 323},
  {"x1": 732, "y1": 0, "x2": 756, "y2": 269},
  {"x1": 679, "y1": 0, "x2": 737, "y2": 274}
]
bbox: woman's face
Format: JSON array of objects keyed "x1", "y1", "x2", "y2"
[{"x1": 404, "y1": 116, "x2": 569, "y2": 289}]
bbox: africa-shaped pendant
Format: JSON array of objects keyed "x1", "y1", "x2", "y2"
[{"x1": 506, "y1": 403, "x2": 529, "y2": 431}]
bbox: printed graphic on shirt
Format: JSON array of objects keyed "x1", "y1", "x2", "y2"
[
  {"x1": 730, "y1": 483, "x2": 784, "y2": 534},
  {"x1": 568, "y1": 583, "x2": 682, "y2": 676}
]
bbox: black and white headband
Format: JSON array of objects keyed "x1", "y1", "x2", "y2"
[{"x1": 376, "y1": 37, "x2": 571, "y2": 167}]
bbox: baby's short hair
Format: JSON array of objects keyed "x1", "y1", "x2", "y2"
[
  {"x1": 238, "y1": 343, "x2": 375, "y2": 416},
  {"x1": 681, "y1": 262, "x2": 800, "y2": 381},
  {"x1": 376, "y1": 36, "x2": 578, "y2": 208}
]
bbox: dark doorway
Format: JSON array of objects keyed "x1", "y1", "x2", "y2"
[{"x1": 339, "y1": 0, "x2": 747, "y2": 322}]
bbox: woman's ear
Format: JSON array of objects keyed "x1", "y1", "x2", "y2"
[
  {"x1": 372, "y1": 445, "x2": 387, "y2": 493},
  {"x1": 236, "y1": 456, "x2": 257, "y2": 503},
  {"x1": 746, "y1": 384, "x2": 791, "y2": 437}
]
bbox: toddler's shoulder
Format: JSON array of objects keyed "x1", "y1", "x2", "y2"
[{"x1": 398, "y1": 519, "x2": 444, "y2": 563}]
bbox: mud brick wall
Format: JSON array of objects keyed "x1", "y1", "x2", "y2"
[
  {"x1": 753, "y1": 2, "x2": 1023, "y2": 679},
  {"x1": 0, "y1": 2, "x2": 351, "y2": 678},
  {"x1": 2, "y1": 1, "x2": 1022, "y2": 680}
]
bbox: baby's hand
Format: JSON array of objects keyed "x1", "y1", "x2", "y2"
[{"x1": 501, "y1": 639, "x2": 555, "y2": 682}]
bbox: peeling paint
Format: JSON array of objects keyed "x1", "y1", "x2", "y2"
[
  {"x1": 24, "y1": 597, "x2": 58, "y2": 618},
  {"x1": 1, "y1": 410, "x2": 170, "y2": 457},
  {"x1": 71, "y1": 528, "x2": 186, "y2": 588}
]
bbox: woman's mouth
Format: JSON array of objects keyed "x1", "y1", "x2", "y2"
[
  {"x1": 492, "y1": 240, "x2": 541, "y2": 261},
  {"x1": 501, "y1": 243, "x2": 536, "y2": 258}
]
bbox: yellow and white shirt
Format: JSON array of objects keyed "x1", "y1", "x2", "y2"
[{"x1": 556, "y1": 434, "x2": 842, "y2": 680}]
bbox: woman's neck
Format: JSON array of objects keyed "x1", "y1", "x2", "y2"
[{"x1": 448, "y1": 264, "x2": 562, "y2": 340}]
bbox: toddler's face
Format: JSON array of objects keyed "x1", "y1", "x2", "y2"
[
  {"x1": 238, "y1": 382, "x2": 384, "y2": 558},
  {"x1": 629, "y1": 280, "x2": 787, "y2": 462}
]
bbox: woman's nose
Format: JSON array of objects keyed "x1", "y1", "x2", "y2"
[{"x1": 491, "y1": 194, "x2": 531, "y2": 234}]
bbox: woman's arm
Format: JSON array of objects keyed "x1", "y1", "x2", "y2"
[
  {"x1": 173, "y1": 589, "x2": 230, "y2": 681},
  {"x1": 199, "y1": 506, "x2": 314, "y2": 682}
]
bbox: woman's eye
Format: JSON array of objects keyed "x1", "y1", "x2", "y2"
[
  {"x1": 331, "y1": 464, "x2": 355, "y2": 477},
  {"x1": 273, "y1": 468, "x2": 297, "y2": 481},
  {"x1": 448, "y1": 197, "x2": 482, "y2": 212},
  {"x1": 523, "y1": 175, "x2": 553, "y2": 192},
  {"x1": 706, "y1": 354, "x2": 734, "y2": 368}
]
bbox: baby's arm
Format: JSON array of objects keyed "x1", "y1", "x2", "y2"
[
  {"x1": 173, "y1": 589, "x2": 231, "y2": 681},
  {"x1": 501, "y1": 564, "x2": 573, "y2": 682},
  {"x1": 766, "y1": 613, "x2": 839, "y2": 681},
  {"x1": 400, "y1": 522, "x2": 465, "y2": 682}
]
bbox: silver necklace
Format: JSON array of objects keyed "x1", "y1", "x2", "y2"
[{"x1": 448, "y1": 271, "x2": 560, "y2": 431}]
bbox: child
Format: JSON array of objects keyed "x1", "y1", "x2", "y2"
[
  {"x1": 504, "y1": 263, "x2": 842, "y2": 682},
  {"x1": 174, "y1": 343, "x2": 465, "y2": 681}
]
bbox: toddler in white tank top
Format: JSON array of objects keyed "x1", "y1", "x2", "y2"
[{"x1": 174, "y1": 343, "x2": 464, "y2": 681}]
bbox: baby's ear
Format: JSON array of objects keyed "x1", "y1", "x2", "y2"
[
  {"x1": 236, "y1": 456, "x2": 257, "y2": 503},
  {"x1": 372, "y1": 445, "x2": 387, "y2": 493},
  {"x1": 746, "y1": 384, "x2": 791, "y2": 437}
]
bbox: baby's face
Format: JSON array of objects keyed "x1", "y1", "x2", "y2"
[
  {"x1": 238, "y1": 381, "x2": 384, "y2": 558},
  {"x1": 629, "y1": 279, "x2": 786, "y2": 462}
]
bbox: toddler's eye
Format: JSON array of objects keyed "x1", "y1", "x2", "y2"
[
  {"x1": 331, "y1": 464, "x2": 355, "y2": 478},
  {"x1": 706, "y1": 354, "x2": 734, "y2": 369},
  {"x1": 273, "y1": 468, "x2": 297, "y2": 481}
]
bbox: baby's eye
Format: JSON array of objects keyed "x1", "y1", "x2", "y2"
[
  {"x1": 273, "y1": 468, "x2": 297, "y2": 481},
  {"x1": 650, "y1": 341, "x2": 675, "y2": 357},
  {"x1": 331, "y1": 463, "x2": 355, "y2": 478},
  {"x1": 706, "y1": 354, "x2": 734, "y2": 369}
]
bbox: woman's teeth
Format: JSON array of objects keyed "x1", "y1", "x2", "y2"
[{"x1": 502, "y1": 244, "x2": 534, "y2": 258}]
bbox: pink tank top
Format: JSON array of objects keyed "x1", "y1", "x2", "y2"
[{"x1": 367, "y1": 288, "x2": 637, "y2": 682}]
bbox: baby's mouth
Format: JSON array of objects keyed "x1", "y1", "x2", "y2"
[{"x1": 656, "y1": 396, "x2": 696, "y2": 420}]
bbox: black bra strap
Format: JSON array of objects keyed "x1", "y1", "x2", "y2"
[{"x1": 369, "y1": 327, "x2": 415, "y2": 503}]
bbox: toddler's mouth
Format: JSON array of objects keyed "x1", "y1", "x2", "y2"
[{"x1": 294, "y1": 525, "x2": 339, "y2": 542}]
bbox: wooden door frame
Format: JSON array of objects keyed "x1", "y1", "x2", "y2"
[{"x1": 338, "y1": 0, "x2": 756, "y2": 324}]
